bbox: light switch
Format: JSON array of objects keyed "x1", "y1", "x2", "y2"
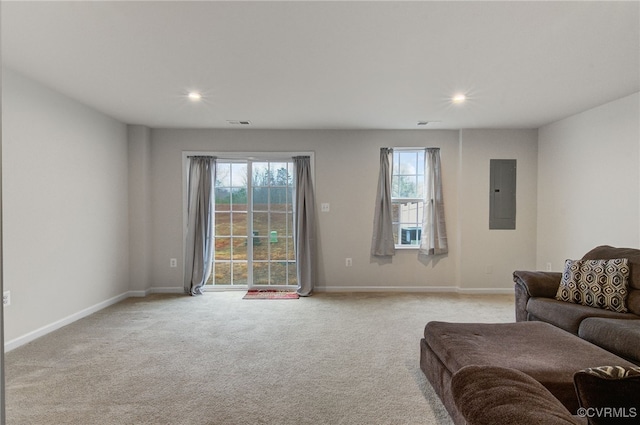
[{"x1": 321, "y1": 203, "x2": 330, "y2": 212}]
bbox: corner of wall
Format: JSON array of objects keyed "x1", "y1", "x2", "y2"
[{"x1": 128, "y1": 125, "x2": 152, "y2": 292}]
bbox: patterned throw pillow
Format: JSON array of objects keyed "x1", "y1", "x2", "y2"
[
  {"x1": 579, "y1": 365, "x2": 640, "y2": 379},
  {"x1": 574, "y1": 366, "x2": 640, "y2": 425},
  {"x1": 555, "y1": 258, "x2": 629, "y2": 313}
]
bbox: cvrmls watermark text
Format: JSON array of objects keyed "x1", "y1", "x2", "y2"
[{"x1": 577, "y1": 407, "x2": 637, "y2": 419}]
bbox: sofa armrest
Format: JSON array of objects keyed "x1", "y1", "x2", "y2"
[
  {"x1": 451, "y1": 365, "x2": 582, "y2": 425},
  {"x1": 513, "y1": 271, "x2": 562, "y2": 322},
  {"x1": 514, "y1": 270, "x2": 562, "y2": 297}
]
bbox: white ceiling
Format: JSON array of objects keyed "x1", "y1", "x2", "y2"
[{"x1": 2, "y1": 1, "x2": 639, "y2": 130}]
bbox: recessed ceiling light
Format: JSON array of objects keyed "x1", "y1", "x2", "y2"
[
  {"x1": 452, "y1": 94, "x2": 466, "y2": 104},
  {"x1": 188, "y1": 92, "x2": 202, "y2": 101}
]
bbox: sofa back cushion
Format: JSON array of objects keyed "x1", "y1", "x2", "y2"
[
  {"x1": 628, "y1": 291, "x2": 640, "y2": 316},
  {"x1": 581, "y1": 246, "x2": 640, "y2": 315},
  {"x1": 582, "y1": 246, "x2": 640, "y2": 290}
]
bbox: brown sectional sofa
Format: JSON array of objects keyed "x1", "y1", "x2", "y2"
[
  {"x1": 514, "y1": 245, "x2": 640, "y2": 364},
  {"x1": 420, "y1": 245, "x2": 640, "y2": 424},
  {"x1": 420, "y1": 321, "x2": 636, "y2": 424}
]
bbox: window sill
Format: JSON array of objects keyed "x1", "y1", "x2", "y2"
[{"x1": 395, "y1": 245, "x2": 421, "y2": 250}]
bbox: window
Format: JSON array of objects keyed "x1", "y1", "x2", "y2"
[
  {"x1": 372, "y1": 147, "x2": 447, "y2": 257},
  {"x1": 391, "y1": 149, "x2": 425, "y2": 247}
]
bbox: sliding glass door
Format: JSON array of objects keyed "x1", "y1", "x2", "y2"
[{"x1": 208, "y1": 159, "x2": 297, "y2": 288}]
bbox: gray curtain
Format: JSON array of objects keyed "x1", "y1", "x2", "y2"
[
  {"x1": 420, "y1": 148, "x2": 448, "y2": 255},
  {"x1": 184, "y1": 156, "x2": 216, "y2": 295},
  {"x1": 371, "y1": 148, "x2": 396, "y2": 256},
  {"x1": 293, "y1": 156, "x2": 316, "y2": 296}
]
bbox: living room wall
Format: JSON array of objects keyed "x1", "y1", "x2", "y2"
[
  {"x1": 1, "y1": 69, "x2": 130, "y2": 345},
  {"x1": 537, "y1": 92, "x2": 640, "y2": 270},
  {"x1": 458, "y1": 129, "x2": 538, "y2": 289},
  {"x1": 147, "y1": 127, "x2": 538, "y2": 292}
]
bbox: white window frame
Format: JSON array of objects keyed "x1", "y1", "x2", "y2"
[{"x1": 391, "y1": 148, "x2": 426, "y2": 250}]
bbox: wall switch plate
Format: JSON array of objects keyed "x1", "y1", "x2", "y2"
[
  {"x1": 3, "y1": 291, "x2": 10, "y2": 306},
  {"x1": 345, "y1": 258, "x2": 352, "y2": 267},
  {"x1": 170, "y1": 258, "x2": 177, "y2": 268},
  {"x1": 321, "y1": 203, "x2": 330, "y2": 212}
]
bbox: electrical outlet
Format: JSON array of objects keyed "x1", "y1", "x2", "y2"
[
  {"x1": 170, "y1": 258, "x2": 177, "y2": 268},
  {"x1": 345, "y1": 258, "x2": 352, "y2": 267},
  {"x1": 3, "y1": 291, "x2": 10, "y2": 306},
  {"x1": 546, "y1": 263, "x2": 552, "y2": 271}
]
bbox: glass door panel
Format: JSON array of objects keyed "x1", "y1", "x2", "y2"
[
  {"x1": 211, "y1": 161, "x2": 248, "y2": 286},
  {"x1": 249, "y1": 161, "x2": 296, "y2": 289}
]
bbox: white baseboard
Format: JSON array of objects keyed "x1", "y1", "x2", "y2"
[
  {"x1": 5, "y1": 291, "x2": 132, "y2": 352},
  {"x1": 4, "y1": 284, "x2": 512, "y2": 352},
  {"x1": 147, "y1": 286, "x2": 184, "y2": 294},
  {"x1": 149, "y1": 286, "x2": 247, "y2": 293},
  {"x1": 316, "y1": 286, "x2": 513, "y2": 295},
  {"x1": 457, "y1": 287, "x2": 514, "y2": 295},
  {"x1": 130, "y1": 286, "x2": 511, "y2": 295},
  {"x1": 315, "y1": 286, "x2": 457, "y2": 293},
  {"x1": 127, "y1": 289, "x2": 149, "y2": 297},
  {"x1": 5, "y1": 288, "x2": 190, "y2": 351}
]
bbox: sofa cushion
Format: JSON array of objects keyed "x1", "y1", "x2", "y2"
[
  {"x1": 574, "y1": 365, "x2": 640, "y2": 425},
  {"x1": 582, "y1": 245, "x2": 640, "y2": 290},
  {"x1": 628, "y1": 290, "x2": 640, "y2": 316},
  {"x1": 451, "y1": 365, "x2": 581, "y2": 425},
  {"x1": 527, "y1": 297, "x2": 637, "y2": 335},
  {"x1": 579, "y1": 318, "x2": 640, "y2": 365},
  {"x1": 556, "y1": 258, "x2": 629, "y2": 313}
]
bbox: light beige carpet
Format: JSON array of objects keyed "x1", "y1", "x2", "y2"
[{"x1": 5, "y1": 291, "x2": 514, "y2": 424}]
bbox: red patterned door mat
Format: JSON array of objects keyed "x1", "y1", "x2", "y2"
[{"x1": 243, "y1": 289, "x2": 299, "y2": 300}]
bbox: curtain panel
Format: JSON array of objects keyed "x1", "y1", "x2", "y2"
[
  {"x1": 371, "y1": 148, "x2": 396, "y2": 257},
  {"x1": 420, "y1": 148, "x2": 448, "y2": 255},
  {"x1": 184, "y1": 156, "x2": 216, "y2": 295},
  {"x1": 293, "y1": 156, "x2": 317, "y2": 296}
]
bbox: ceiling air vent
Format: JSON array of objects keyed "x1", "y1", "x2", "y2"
[
  {"x1": 227, "y1": 120, "x2": 251, "y2": 125},
  {"x1": 417, "y1": 120, "x2": 441, "y2": 126}
]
